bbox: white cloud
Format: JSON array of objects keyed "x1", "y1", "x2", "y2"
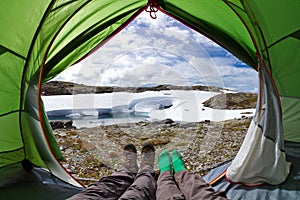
[
  {"x1": 114, "y1": 64, "x2": 189, "y2": 87},
  {"x1": 54, "y1": 10, "x2": 258, "y2": 93}
]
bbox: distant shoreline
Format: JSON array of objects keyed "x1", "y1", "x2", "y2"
[{"x1": 42, "y1": 81, "x2": 227, "y2": 96}]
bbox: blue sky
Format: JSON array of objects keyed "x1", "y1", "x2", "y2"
[{"x1": 55, "y1": 11, "x2": 258, "y2": 93}]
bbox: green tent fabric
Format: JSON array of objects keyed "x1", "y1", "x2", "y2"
[{"x1": 0, "y1": 0, "x2": 299, "y2": 199}]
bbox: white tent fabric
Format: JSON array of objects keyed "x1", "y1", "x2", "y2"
[{"x1": 227, "y1": 59, "x2": 291, "y2": 185}]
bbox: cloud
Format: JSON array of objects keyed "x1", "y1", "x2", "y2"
[
  {"x1": 114, "y1": 64, "x2": 190, "y2": 87},
  {"x1": 54, "y1": 10, "x2": 258, "y2": 93}
]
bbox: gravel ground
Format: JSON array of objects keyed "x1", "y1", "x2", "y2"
[{"x1": 54, "y1": 117, "x2": 252, "y2": 186}]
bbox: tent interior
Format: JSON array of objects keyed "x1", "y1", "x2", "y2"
[{"x1": 0, "y1": 0, "x2": 299, "y2": 199}]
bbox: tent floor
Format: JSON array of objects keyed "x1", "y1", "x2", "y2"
[
  {"x1": 0, "y1": 163, "x2": 83, "y2": 200},
  {"x1": 204, "y1": 153, "x2": 300, "y2": 199}
]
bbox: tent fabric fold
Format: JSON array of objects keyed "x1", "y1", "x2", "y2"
[
  {"x1": 0, "y1": 0, "x2": 299, "y2": 198},
  {"x1": 227, "y1": 59, "x2": 291, "y2": 185}
]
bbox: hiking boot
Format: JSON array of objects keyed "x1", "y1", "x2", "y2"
[
  {"x1": 140, "y1": 142, "x2": 155, "y2": 171},
  {"x1": 122, "y1": 143, "x2": 139, "y2": 173}
]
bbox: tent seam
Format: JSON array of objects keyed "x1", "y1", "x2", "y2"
[
  {"x1": 241, "y1": 1, "x2": 272, "y2": 73},
  {"x1": 0, "y1": 147, "x2": 23, "y2": 155},
  {"x1": 0, "y1": 110, "x2": 23, "y2": 117},
  {"x1": 222, "y1": 0, "x2": 259, "y2": 59},
  {"x1": 267, "y1": 29, "x2": 300, "y2": 50},
  {"x1": 280, "y1": 95, "x2": 300, "y2": 100},
  {"x1": 0, "y1": 45, "x2": 26, "y2": 60},
  {"x1": 72, "y1": 5, "x2": 148, "y2": 67},
  {"x1": 38, "y1": 0, "x2": 94, "y2": 188},
  {"x1": 44, "y1": 7, "x2": 143, "y2": 75},
  {"x1": 158, "y1": 1, "x2": 257, "y2": 69},
  {"x1": 19, "y1": 0, "x2": 57, "y2": 162}
]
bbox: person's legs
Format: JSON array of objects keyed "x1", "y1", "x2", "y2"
[
  {"x1": 174, "y1": 171, "x2": 227, "y2": 200},
  {"x1": 172, "y1": 150, "x2": 227, "y2": 200},
  {"x1": 157, "y1": 171, "x2": 185, "y2": 200},
  {"x1": 119, "y1": 165, "x2": 157, "y2": 200},
  {"x1": 119, "y1": 142, "x2": 157, "y2": 200},
  {"x1": 156, "y1": 150, "x2": 185, "y2": 200},
  {"x1": 67, "y1": 170, "x2": 135, "y2": 200},
  {"x1": 67, "y1": 144, "x2": 138, "y2": 200}
]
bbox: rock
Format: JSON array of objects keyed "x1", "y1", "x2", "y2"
[
  {"x1": 64, "y1": 121, "x2": 74, "y2": 129},
  {"x1": 202, "y1": 93, "x2": 257, "y2": 109},
  {"x1": 50, "y1": 121, "x2": 65, "y2": 129},
  {"x1": 161, "y1": 118, "x2": 174, "y2": 124},
  {"x1": 50, "y1": 120, "x2": 75, "y2": 130}
]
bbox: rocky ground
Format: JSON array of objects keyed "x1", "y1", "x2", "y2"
[{"x1": 53, "y1": 116, "x2": 252, "y2": 186}]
